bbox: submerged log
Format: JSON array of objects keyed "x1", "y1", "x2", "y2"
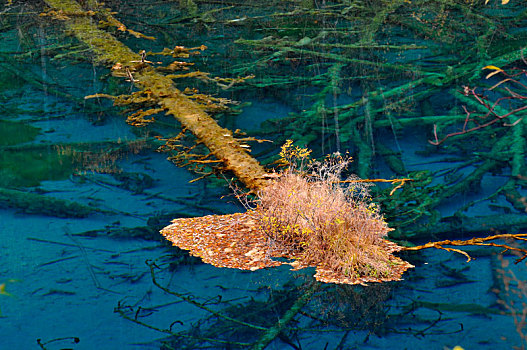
[
  {"x1": 0, "y1": 187, "x2": 98, "y2": 218},
  {"x1": 42, "y1": 0, "x2": 270, "y2": 191}
]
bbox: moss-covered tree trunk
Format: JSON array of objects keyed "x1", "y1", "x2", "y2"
[{"x1": 43, "y1": 0, "x2": 270, "y2": 191}]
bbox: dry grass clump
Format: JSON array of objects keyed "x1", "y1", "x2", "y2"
[
  {"x1": 255, "y1": 143, "x2": 394, "y2": 280},
  {"x1": 162, "y1": 142, "x2": 412, "y2": 285}
]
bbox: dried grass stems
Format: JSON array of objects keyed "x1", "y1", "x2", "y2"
[
  {"x1": 163, "y1": 141, "x2": 412, "y2": 284},
  {"x1": 255, "y1": 143, "x2": 394, "y2": 280}
]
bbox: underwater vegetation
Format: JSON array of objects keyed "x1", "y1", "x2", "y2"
[
  {"x1": 1, "y1": 0, "x2": 527, "y2": 348},
  {"x1": 33, "y1": 0, "x2": 527, "y2": 237},
  {"x1": 0, "y1": 120, "x2": 40, "y2": 146}
]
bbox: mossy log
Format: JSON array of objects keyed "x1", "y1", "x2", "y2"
[
  {"x1": 251, "y1": 284, "x2": 316, "y2": 350},
  {"x1": 0, "y1": 187, "x2": 98, "y2": 218},
  {"x1": 43, "y1": 0, "x2": 270, "y2": 191}
]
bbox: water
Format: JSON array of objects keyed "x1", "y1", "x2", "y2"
[{"x1": 1, "y1": 1, "x2": 526, "y2": 349}]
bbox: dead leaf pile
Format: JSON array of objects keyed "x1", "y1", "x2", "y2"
[{"x1": 161, "y1": 211, "x2": 414, "y2": 285}]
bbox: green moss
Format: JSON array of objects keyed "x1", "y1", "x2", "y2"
[
  {"x1": 0, "y1": 187, "x2": 96, "y2": 218},
  {"x1": 0, "y1": 120, "x2": 40, "y2": 146},
  {"x1": 0, "y1": 149, "x2": 74, "y2": 188},
  {"x1": 0, "y1": 119, "x2": 74, "y2": 187}
]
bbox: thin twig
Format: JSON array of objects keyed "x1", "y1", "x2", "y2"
[
  {"x1": 402, "y1": 233, "x2": 527, "y2": 263},
  {"x1": 147, "y1": 260, "x2": 268, "y2": 331}
]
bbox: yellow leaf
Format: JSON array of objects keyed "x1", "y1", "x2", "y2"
[
  {"x1": 502, "y1": 0, "x2": 509, "y2": 3},
  {"x1": 482, "y1": 65, "x2": 502, "y2": 71},
  {"x1": 485, "y1": 0, "x2": 489, "y2": 3},
  {"x1": 482, "y1": 65, "x2": 504, "y2": 79}
]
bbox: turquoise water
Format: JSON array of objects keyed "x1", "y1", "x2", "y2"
[{"x1": 1, "y1": 1, "x2": 526, "y2": 349}]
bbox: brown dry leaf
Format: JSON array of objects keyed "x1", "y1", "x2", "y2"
[
  {"x1": 161, "y1": 212, "x2": 284, "y2": 270},
  {"x1": 161, "y1": 211, "x2": 414, "y2": 285}
]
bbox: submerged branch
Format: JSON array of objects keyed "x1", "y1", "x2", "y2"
[{"x1": 402, "y1": 233, "x2": 527, "y2": 263}]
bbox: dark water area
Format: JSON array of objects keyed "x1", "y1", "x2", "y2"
[{"x1": 1, "y1": 1, "x2": 526, "y2": 349}]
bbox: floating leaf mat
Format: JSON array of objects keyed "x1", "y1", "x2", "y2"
[{"x1": 161, "y1": 211, "x2": 414, "y2": 285}]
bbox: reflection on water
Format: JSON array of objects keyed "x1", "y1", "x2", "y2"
[{"x1": 0, "y1": 0, "x2": 526, "y2": 349}]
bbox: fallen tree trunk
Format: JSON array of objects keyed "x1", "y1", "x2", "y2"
[
  {"x1": 0, "y1": 187, "x2": 100, "y2": 218},
  {"x1": 42, "y1": 0, "x2": 271, "y2": 191}
]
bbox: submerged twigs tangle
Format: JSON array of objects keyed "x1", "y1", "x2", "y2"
[
  {"x1": 430, "y1": 67, "x2": 527, "y2": 145},
  {"x1": 146, "y1": 260, "x2": 268, "y2": 331},
  {"x1": 114, "y1": 299, "x2": 253, "y2": 347}
]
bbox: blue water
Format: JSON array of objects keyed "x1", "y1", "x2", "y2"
[{"x1": 1, "y1": 1, "x2": 526, "y2": 349}]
